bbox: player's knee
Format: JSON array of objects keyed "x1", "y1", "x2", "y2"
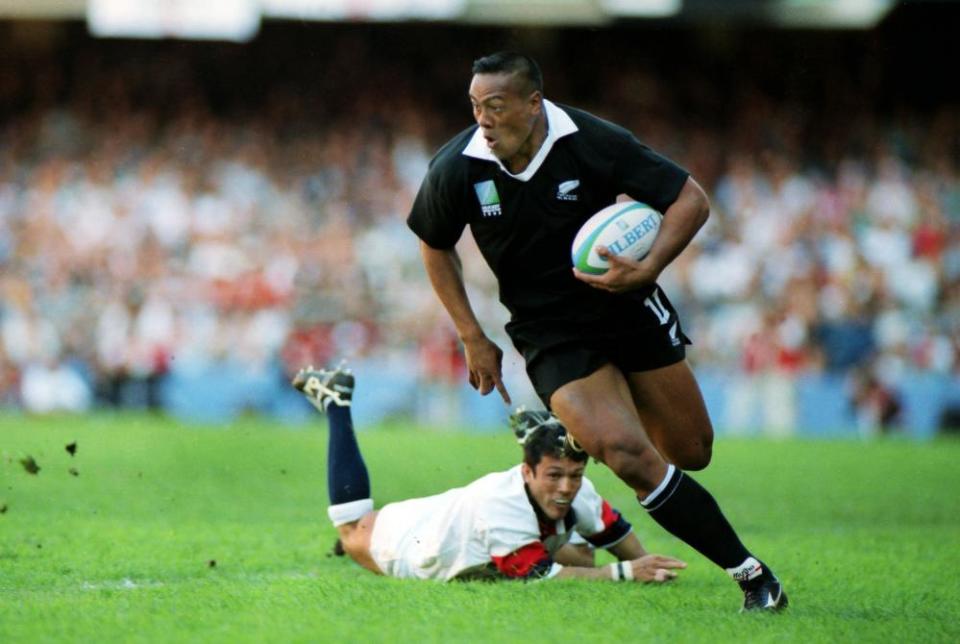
[
  {"x1": 338, "y1": 526, "x2": 367, "y2": 561},
  {"x1": 664, "y1": 417, "x2": 714, "y2": 471},
  {"x1": 341, "y1": 539, "x2": 365, "y2": 562},
  {"x1": 677, "y1": 434, "x2": 713, "y2": 471},
  {"x1": 678, "y1": 445, "x2": 712, "y2": 471},
  {"x1": 337, "y1": 513, "x2": 377, "y2": 566}
]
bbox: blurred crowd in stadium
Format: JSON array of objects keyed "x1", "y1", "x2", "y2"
[{"x1": 0, "y1": 27, "x2": 957, "y2": 432}]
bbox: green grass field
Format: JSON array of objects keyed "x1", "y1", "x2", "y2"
[{"x1": 1, "y1": 413, "x2": 959, "y2": 643}]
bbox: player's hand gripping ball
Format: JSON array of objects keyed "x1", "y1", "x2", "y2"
[{"x1": 571, "y1": 201, "x2": 663, "y2": 275}]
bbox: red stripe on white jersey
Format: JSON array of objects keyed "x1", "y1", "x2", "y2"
[{"x1": 491, "y1": 541, "x2": 552, "y2": 578}]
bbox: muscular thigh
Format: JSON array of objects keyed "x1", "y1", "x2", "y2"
[
  {"x1": 549, "y1": 364, "x2": 668, "y2": 493},
  {"x1": 549, "y1": 364, "x2": 639, "y2": 450},
  {"x1": 626, "y1": 360, "x2": 714, "y2": 470}
]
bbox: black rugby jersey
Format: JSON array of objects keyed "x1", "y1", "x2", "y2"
[{"x1": 407, "y1": 100, "x2": 689, "y2": 349}]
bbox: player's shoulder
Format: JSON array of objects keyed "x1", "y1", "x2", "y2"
[
  {"x1": 467, "y1": 466, "x2": 534, "y2": 516},
  {"x1": 571, "y1": 473, "x2": 604, "y2": 515},
  {"x1": 427, "y1": 125, "x2": 478, "y2": 174},
  {"x1": 553, "y1": 103, "x2": 635, "y2": 169},
  {"x1": 580, "y1": 473, "x2": 599, "y2": 491},
  {"x1": 468, "y1": 465, "x2": 525, "y2": 496},
  {"x1": 557, "y1": 103, "x2": 634, "y2": 143},
  {"x1": 577, "y1": 473, "x2": 601, "y2": 500}
]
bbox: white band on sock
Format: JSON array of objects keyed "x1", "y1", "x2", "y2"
[
  {"x1": 726, "y1": 556, "x2": 763, "y2": 583},
  {"x1": 640, "y1": 464, "x2": 677, "y2": 507},
  {"x1": 327, "y1": 498, "x2": 373, "y2": 527}
]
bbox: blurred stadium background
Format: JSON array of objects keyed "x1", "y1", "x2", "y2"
[{"x1": 0, "y1": 0, "x2": 957, "y2": 436}]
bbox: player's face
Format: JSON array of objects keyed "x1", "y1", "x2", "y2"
[
  {"x1": 468, "y1": 72, "x2": 543, "y2": 166},
  {"x1": 522, "y1": 455, "x2": 585, "y2": 521}
]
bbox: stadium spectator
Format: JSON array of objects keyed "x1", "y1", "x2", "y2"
[
  {"x1": 0, "y1": 28, "x2": 956, "y2": 431},
  {"x1": 849, "y1": 366, "x2": 903, "y2": 436},
  {"x1": 292, "y1": 364, "x2": 687, "y2": 584}
]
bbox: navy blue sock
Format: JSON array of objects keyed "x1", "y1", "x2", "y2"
[{"x1": 326, "y1": 404, "x2": 371, "y2": 505}]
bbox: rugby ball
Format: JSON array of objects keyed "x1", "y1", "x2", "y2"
[{"x1": 571, "y1": 201, "x2": 663, "y2": 275}]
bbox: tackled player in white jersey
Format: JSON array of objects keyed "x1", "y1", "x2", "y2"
[{"x1": 293, "y1": 364, "x2": 686, "y2": 583}]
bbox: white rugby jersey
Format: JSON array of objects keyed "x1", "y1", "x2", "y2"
[{"x1": 369, "y1": 464, "x2": 631, "y2": 581}]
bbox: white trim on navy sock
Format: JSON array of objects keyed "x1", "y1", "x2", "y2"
[
  {"x1": 327, "y1": 498, "x2": 373, "y2": 527},
  {"x1": 640, "y1": 464, "x2": 677, "y2": 508}
]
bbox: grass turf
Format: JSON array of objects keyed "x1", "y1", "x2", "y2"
[{"x1": 1, "y1": 413, "x2": 958, "y2": 643}]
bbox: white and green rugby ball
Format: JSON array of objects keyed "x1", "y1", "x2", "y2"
[{"x1": 571, "y1": 201, "x2": 663, "y2": 275}]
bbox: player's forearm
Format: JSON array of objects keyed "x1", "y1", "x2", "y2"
[
  {"x1": 555, "y1": 554, "x2": 686, "y2": 583},
  {"x1": 553, "y1": 561, "x2": 634, "y2": 581},
  {"x1": 643, "y1": 176, "x2": 710, "y2": 275},
  {"x1": 554, "y1": 543, "x2": 596, "y2": 567},
  {"x1": 608, "y1": 532, "x2": 647, "y2": 561},
  {"x1": 553, "y1": 564, "x2": 625, "y2": 581},
  {"x1": 419, "y1": 241, "x2": 487, "y2": 342}
]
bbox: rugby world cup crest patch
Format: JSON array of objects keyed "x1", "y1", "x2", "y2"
[{"x1": 474, "y1": 180, "x2": 502, "y2": 217}]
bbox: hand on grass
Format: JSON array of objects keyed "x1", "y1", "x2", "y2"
[{"x1": 630, "y1": 554, "x2": 687, "y2": 583}]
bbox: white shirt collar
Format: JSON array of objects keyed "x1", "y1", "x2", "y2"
[{"x1": 461, "y1": 99, "x2": 579, "y2": 182}]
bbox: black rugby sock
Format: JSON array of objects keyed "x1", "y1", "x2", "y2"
[{"x1": 642, "y1": 465, "x2": 765, "y2": 581}]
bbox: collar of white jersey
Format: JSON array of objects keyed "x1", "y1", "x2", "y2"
[{"x1": 461, "y1": 99, "x2": 579, "y2": 182}]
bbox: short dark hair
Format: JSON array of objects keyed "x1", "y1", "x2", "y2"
[
  {"x1": 471, "y1": 52, "x2": 543, "y2": 94},
  {"x1": 522, "y1": 423, "x2": 588, "y2": 469}
]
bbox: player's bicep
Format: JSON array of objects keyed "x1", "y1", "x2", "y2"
[
  {"x1": 584, "y1": 500, "x2": 632, "y2": 549},
  {"x1": 407, "y1": 168, "x2": 466, "y2": 249},
  {"x1": 612, "y1": 135, "x2": 689, "y2": 214},
  {"x1": 573, "y1": 478, "x2": 633, "y2": 550}
]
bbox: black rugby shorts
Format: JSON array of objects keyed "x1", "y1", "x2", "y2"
[{"x1": 518, "y1": 288, "x2": 691, "y2": 407}]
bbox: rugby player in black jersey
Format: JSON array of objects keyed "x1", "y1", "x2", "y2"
[{"x1": 407, "y1": 52, "x2": 787, "y2": 611}]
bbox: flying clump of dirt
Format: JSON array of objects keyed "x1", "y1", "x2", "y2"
[{"x1": 19, "y1": 455, "x2": 40, "y2": 475}]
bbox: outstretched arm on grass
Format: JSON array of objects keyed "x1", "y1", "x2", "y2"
[
  {"x1": 552, "y1": 532, "x2": 683, "y2": 582},
  {"x1": 553, "y1": 554, "x2": 687, "y2": 583}
]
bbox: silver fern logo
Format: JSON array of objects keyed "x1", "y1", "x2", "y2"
[{"x1": 557, "y1": 179, "x2": 579, "y2": 201}]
